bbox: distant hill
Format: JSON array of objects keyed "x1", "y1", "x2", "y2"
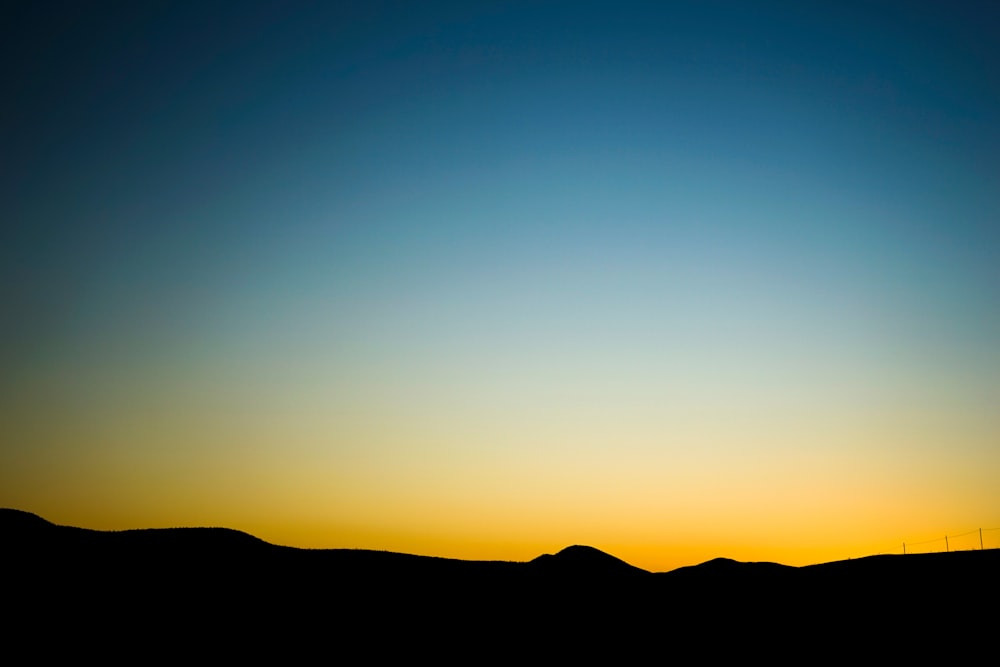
[
  {"x1": 529, "y1": 544, "x2": 650, "y2": 576},
  {"x1": 3, "y1": 508, "x2": 996, "y2": 656}
]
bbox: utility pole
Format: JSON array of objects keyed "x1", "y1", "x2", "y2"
[
  {"x1": 903, "y1": 542, "x2": 906, "y2": 555},
  {"x1": 945, "y1": 535, "x2": 949, "y2": 552},
  {"x1": 980, "y1": 528, "x2": 984, "y2": 550}
]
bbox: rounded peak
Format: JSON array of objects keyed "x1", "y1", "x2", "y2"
[{"x1": 531, "y1": 544, "x2": 648, "y2": 575}]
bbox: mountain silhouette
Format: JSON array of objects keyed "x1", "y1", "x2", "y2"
[
  {"x1": 3, "y1": 508, "x2": 996, "y2": 658},
  {"x1": 529, "y1": 544, "x2": 649, "y2": 576}
]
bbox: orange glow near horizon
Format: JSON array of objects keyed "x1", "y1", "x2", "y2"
[
  {"x1": 4, "y1": 335, "x2": 999, "y2": 574},
  {"x1": 3, "y1": 1, "x2": 998, "y2": 579},
  {"x1": 6, "y1": 375, "x2": 997, "y2": 573}
]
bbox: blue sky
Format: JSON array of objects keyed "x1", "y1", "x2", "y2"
[{"x1": 3, "y1": 1, "x2": 998, "y2": 568}]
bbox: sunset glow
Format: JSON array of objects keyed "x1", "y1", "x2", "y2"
[{"x1": 3, "y1": 1, "x2": 998, "y2": 573}]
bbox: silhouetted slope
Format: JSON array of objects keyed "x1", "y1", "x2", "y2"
[
  {"x1": 0, "y1": 507, "x2": 57, "y2": 530},
  {"x1": 657, "y1": 556, "x2": 797, "y2": 595},
  {"x1": 529, "y1": 545, "x2": 650, "y2": 576},
  {"x1": 3, "y1": 508, "x2": 997, "y2": 658}
]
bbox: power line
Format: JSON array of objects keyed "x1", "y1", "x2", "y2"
[{"x1": 878, "y1": 526, "x2": 1000, "y2": 557}]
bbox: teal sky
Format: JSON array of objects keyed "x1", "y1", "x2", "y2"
[{"x1": 3, "y1": 1, "x2": 998, "y2": 568}]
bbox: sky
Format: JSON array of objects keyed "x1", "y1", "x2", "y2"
[{"x1": 2, "y1": 0, "x2": 999, "y2": 571}]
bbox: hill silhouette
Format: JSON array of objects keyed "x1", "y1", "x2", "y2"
[
  {"x1": 3, "y1": 508, "x2": 996, "y2": 657},
  {"x1": 529, "y1": 544, "x2": 650, "y2": 576}
]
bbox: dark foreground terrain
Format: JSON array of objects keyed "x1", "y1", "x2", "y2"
[{"x1": 4, "y1": 508, "x2": 997, "y2": 658}]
